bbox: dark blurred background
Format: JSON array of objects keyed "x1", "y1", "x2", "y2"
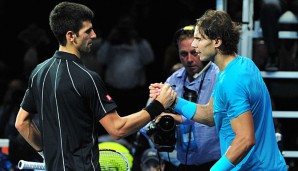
[{"x1": 0, "y1": 0, "x2": 216, "y2": 83}]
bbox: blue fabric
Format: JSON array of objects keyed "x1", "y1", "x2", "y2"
[
  {"x1": 173, "y1": 97, "x2": 196, "y2": 119},
  {"x1": 210, "y1": 155, "x2": 234, "y2": 171},
  {"x1": 213, "y1": 56, "x2": 287, "y2": 170}
]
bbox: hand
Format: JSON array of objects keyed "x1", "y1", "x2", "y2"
[
  {"x1": 149, "y1": 82, "x2": 163, "y2": 100},
  {"x1": 155, "y1": 83, "x2": 177, "y2": 109}
]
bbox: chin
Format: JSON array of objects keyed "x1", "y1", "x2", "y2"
[
  {"x1": 201, "y1": 56, "x2": 214, "y2": 63},
  {"x1": 200, "y1": 56, "x2": 208, "y2": 61}
]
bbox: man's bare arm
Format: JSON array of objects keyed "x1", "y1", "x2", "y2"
[
  {"x1": 100, "y1": 83, "x2": 176, "y2": 140},
  {"x1": 192, "y1": 97, "x2": 215, "y2": 126},
  {"x1": 225, "y1": 110, "x2": 255, "y2": 165},
  {"x1": 15, "y1": 108, "x2": 42, "y2": 151}
]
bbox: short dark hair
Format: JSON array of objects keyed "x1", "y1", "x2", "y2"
[
  {"x1": 49, "y1": 1, "x2": 94, "y2": 46},
  {"x1": 195, "y1": 10, "x2": 242, "y2": 55},
  {"x1": 173, "y1": 25, "x2": 195, "y2": 49}
]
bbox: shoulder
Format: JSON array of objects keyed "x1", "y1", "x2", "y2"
[
  {"x1": 69, "y1": 63, "x2": 104, "y2": 86},
  {"x1": 83, "y1": 68, "x2": 103, "y2": 83},
  {"x1": 166, "y1": 67, "x2": 185, "y2": 82},
  {"x1": 237, "y1": 55, "x2": 256, "y2": 68}
]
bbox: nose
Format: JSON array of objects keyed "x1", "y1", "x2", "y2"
[
  {"x1": 186, "y1": 54, "x2": 194, "y2": 63},
  {"x1": 191, "y1": 39, "x2": 197, "y2": 48},
  {"x1": 91, "y1": 30, "x2": 97, "y2": 39}
]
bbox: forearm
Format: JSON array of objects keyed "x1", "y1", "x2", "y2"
[
  {"x1": 225, "y1": 137, "x2": 255, "y2": 165},
  {"x1": 104, "y1": 83, "x2": 175, "y2": 139},
  {"x1": 102, "y1": 98, "x2": 167, "y2": 140},
  {"x1": 226, "y1": 111, "x2": 256, "y2": 164},
  {"x1": 17, "y1": 119, "x2": 42, "y2": 151},
  {"x1": 192, "y1": 103, "x2": 214, "y2": 126},
  {"x1": 173, "y1": 97, "x2": 214, "y2": 126},
  {"x1": 211, "y1": 140, "x2": 255, "y2": 171},
  {"x1": 212, "y1": 111, "x2": 256, "y2": 170},
  {"x1": 111, "y1": 110, "x2": 151, "y2": 139}
]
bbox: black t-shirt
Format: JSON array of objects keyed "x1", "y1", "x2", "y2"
[{"x1": 21, "y1": 51, "x2": 117, "y2": 171}]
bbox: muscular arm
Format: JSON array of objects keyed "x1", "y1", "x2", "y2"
[
  {"x1": 99, "y1": 110, "x2": 151, "y2": 140},
  {"x1": 192, "y1": 97, "x2": 215, "y2": 126},
  {"x1": 15, "y1": 107, "x2": 42, "y2": 151},
  {"x1": 100, "y1": 83, "x2": 176, "y2": 140},
  {"x1": 225, "y1": 110, "x2": 255, "y2": 165}
]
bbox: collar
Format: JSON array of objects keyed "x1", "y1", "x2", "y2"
[{"x1": 53, "y1": 50, "x2": 83, "y2": 64}]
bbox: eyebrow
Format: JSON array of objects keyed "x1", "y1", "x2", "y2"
[{"x1": 85, "y1": 27, "x2": 93, "y2": 34}]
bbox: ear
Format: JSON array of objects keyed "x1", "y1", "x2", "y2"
[
  {"x1": 214, "y1": 38, "x2": 222, "y2": 48},
  {"x1": 66, "y1": 31, "x2": 76, "y2": 42}
]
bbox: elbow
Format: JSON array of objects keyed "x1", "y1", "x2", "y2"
[
  {"x1": 204, "y1": 122, "x2": 214, "y2": 127},
  {"x1": 15, "y1": 119, "x2": 24, "y2": 133},
  {"x1": 110, "y1": 134, "x2": 122, "y2": 140},
  {"x1": 205, "y1": 120, "x2": 215, "y2": 127},
  {"x1": 109, "y1": 130, "x2": 127, "y2": 140},
  {"x1": 247, "y1": 133, "x2": 256, "y2": 147},
  {"x1": 105, "y1": 116, "x2": 130, "y2": 140},
  {"x1": 201, "y1": 117, "x2": 215, "y2": 127},
  {"x1": 15, "y1": 108, "x2": 29, "y2": 133},
  {"x1": 248, "y1": 137, "x2": 256, "y2": 148},
  {"x1": 243, "y1": 135, "x2": 256, "y2": 150},
  {"x1": 15, "y1": 117, "x2": 29, "y2": 134}
]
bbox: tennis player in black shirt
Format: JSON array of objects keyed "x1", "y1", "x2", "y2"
[{"x1": 15, "y1": 2, "x2": 176, "y2": 171}]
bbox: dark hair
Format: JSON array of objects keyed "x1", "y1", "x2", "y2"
[
  {"x1": 49, "y1": 1, "x2": 94, "y2": 46},
  {"x1": 195, "y1": 10, "x2": 242, "y2": 55},
  {"x1": 173, "y1": 25, "x2": 195, "y2": 49}
]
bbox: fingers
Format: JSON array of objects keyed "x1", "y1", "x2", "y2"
[
  {"x1": 149, "y1": 83, "x2": 177, "y2": 109},
  {"x1": 149, "y1": 89, "x2": 159, "y2": 99},
  {"x1": 149, "y1": 83, "x2": 163, "y2": 100},
  {"x1": 156, "y1": 83, "x2": 177, "y2": 109},
  {"x1": 149, "y1": 83, "x2": 163, "y2": 91}
]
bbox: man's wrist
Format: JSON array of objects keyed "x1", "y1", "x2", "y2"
[
  {"x1": 211, "y1": 155, "x2": 235, "y2": 171},
  {"x1": 173, "y1": 97, "x2": 196, "y2": 119},
  {"x1": 144, "y1": 100, "x2": 165, "y2": 120},
  {"x1": 170, "y1": 96, "x2": 177, "y2": 109}
]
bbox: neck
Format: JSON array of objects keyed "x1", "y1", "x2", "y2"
[
  {"x1": 59, "y1": 45, "x2": 80, "y2": 58},
  {"x1": 188, "y1": 75, "x2": 195, "y2": 82},
  {"x1": 214, "y1": 53, "x2": 237, "y2": 71}
]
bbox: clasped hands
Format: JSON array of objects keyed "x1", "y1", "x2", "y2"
[
  {"x1": 149, "y1": 83, "x2": 182, "y2": 124},
  {"x1": 149, "y1": 83, "x2": 176, "y2": 107}
]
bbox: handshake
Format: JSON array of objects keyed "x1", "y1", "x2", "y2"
[
  {"x1": 147, "y1": 83, "x2": 197, "y2": 120},
  {"x1": 149, "y1": 83, "x2": 177, "y2": 110}
]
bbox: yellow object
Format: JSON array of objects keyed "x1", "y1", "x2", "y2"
[
  {"x1": 183, "y1": 25, "x2": 194, "y2": 31},
  {"x1": 99, "y1": 142, "x2": 133, "y2": 169}
]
